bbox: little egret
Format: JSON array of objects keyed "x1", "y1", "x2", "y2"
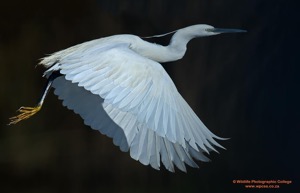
[{"x1": 9, "y1": 24, "x2": 245, "y2": 172}]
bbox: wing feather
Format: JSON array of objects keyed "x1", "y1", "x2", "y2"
[{"x1": 43, "y1": 40, "x2": 225, "y2": 172}]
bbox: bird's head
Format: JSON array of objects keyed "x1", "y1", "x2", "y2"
[{"x1": 185, "y1": 24, "x2": 247, "y2": 37}]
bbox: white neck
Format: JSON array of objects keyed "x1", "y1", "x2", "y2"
[{"x1": 133, "y1": 27, "x2": 199, "y2": 63}]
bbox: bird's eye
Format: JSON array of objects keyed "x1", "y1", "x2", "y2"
[{"x1": 205, "y1": 28, "x2": 214, "y2": 32}]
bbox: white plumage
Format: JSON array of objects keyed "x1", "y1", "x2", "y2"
[{"x1": 10, "y1": 24, "x2": 246, "y2": 172}]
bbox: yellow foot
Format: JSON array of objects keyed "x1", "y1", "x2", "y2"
[{"x1": 9, "y1": 106, "x2": 41, "y2": 125}]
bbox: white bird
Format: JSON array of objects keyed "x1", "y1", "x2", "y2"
[{"x1": 9, "y1": 24, "x2": 245, "y2": 172}]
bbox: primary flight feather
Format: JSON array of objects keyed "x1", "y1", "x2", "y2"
[{"x1": 9, "y1": 24, "x2": 245, "y2": 172}]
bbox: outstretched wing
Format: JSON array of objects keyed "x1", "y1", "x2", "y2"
[{"x1": 43, "y1": 42, "x2": 225, "y2": 172}]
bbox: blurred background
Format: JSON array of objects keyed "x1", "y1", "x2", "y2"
[{"x1": 0, "y1": 0, "x2": 299, "y2": 192}]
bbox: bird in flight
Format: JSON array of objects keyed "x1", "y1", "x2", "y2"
[{"x1": 9, "y1": 24, "x2": 245, "y2": 172}]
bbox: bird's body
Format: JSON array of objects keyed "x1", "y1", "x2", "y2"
[{"x1": 10, "y1": 24, "x2": 245, "y2": 172}]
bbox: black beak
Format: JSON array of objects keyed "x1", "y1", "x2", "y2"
[{"x1": 210, "y1": 28, "x2": 247, "y2": 33}]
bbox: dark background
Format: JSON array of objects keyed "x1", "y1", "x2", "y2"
[{"x1": 0, "y1": 0, "x2": 299, "y2": 193}]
